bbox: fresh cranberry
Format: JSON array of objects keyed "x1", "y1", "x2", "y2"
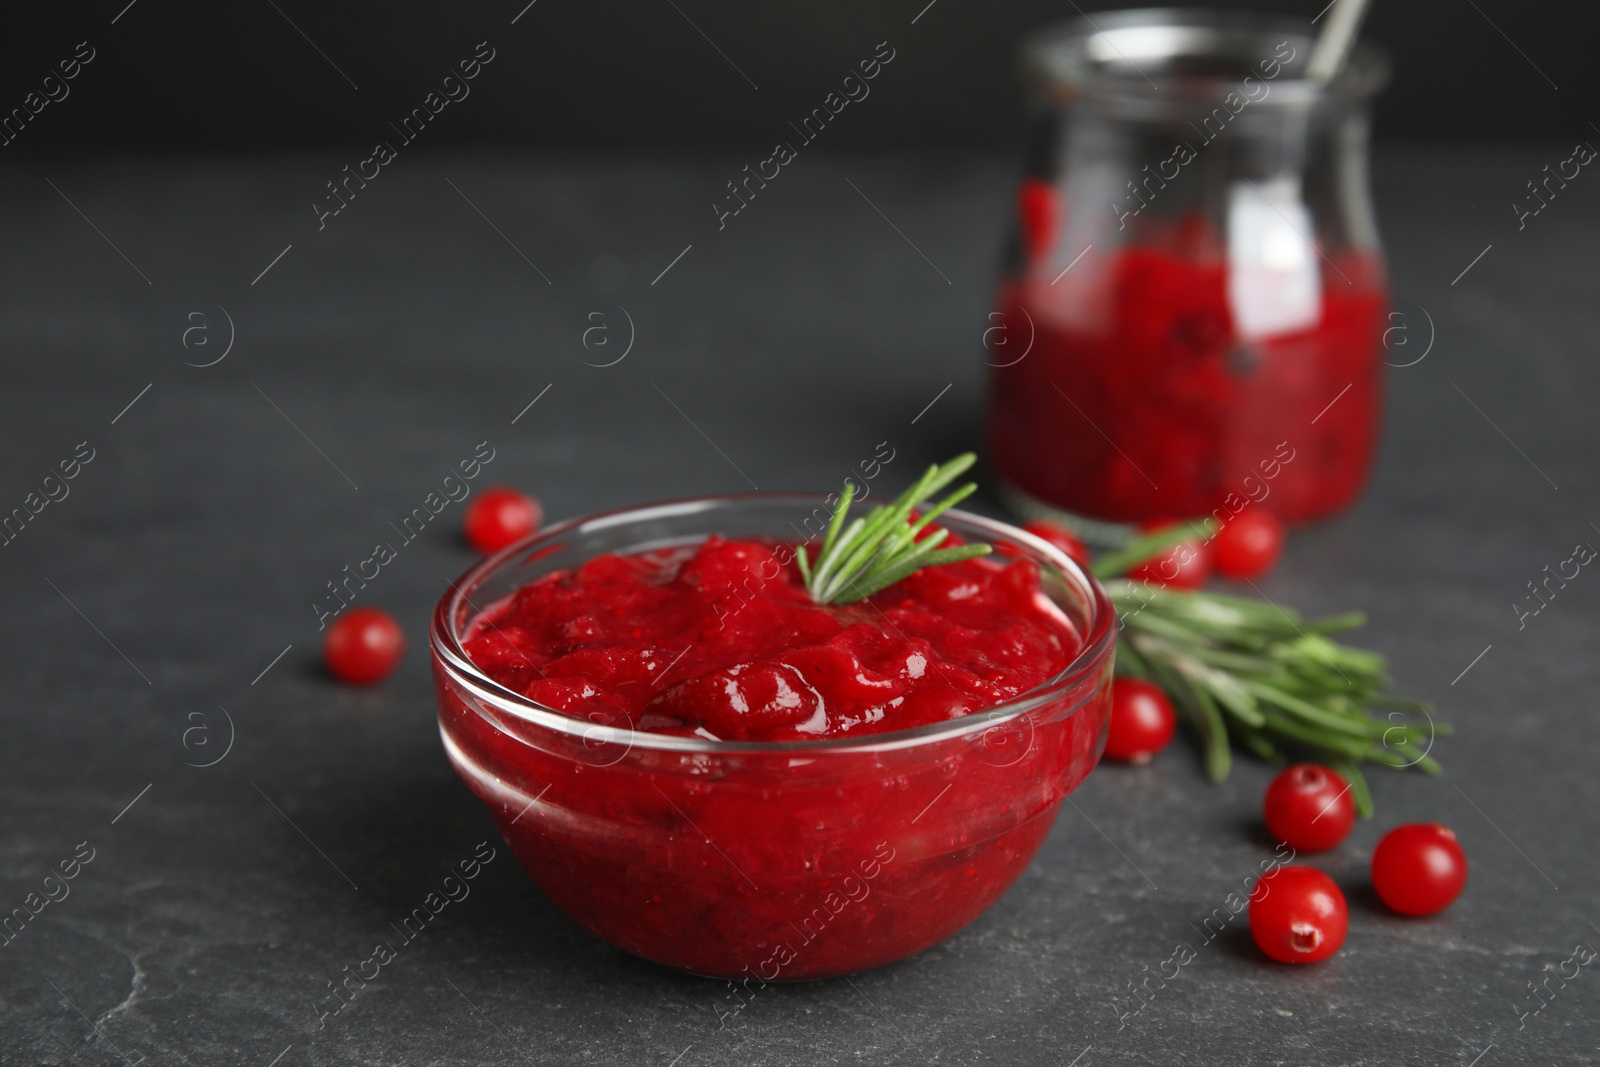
[
  {"x1": 1372, "y1": 823, "x2": 1468, "y2": 916},
  {"x1": 1102, "y1": 677, "x2": 1177, "y2": 763},
  {"x1": 1263, "y1": 763, "x2": 1354, "y2": 852},
  {"x1": 1127, "y1": 524, "x2": 1210, "y2": 589},
  {"x1": 1021, "y1": 519, "x2": 1091, "y2": 569},
  {"x1": 1212, "y1": 508, "x2": 1285, "y2": 579},
  {"x1": 323, "y1": 607, "x2": 406, "y2": 685},
  {"x1": 1249, "y1": 866, "x2": 1348, "y2": 964},
  {"x1": 1017, "y1": 178, "x2": 1058, "y2": 265},
  {"x1": 464, "y1": 487, "x2": 542, "y2": 554}
]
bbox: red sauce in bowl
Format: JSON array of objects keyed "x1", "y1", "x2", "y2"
[
  {"x1": 433, "y1": 509, "x2": 1114, "y2": 980},
  {"x1": 462, "y1": 537, "x2": 1084, "y2": 741}
]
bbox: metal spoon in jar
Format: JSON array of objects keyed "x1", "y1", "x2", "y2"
[{"x1": 1306, "y1": 0, "x2": 1376, "y2": 82}]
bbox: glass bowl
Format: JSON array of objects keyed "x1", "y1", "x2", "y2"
[{"x1": 430, "y1": 494, "x2": 1117, "y2": 980}]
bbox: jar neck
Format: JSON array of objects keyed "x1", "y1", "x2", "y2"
[{"x1": 1024, "y1": 9, "x2": 1389, "y2": 123}]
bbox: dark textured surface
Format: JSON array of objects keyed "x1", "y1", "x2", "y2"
[{"x1": 0, "y1": 148, "x2": 1596, "y2": 1066}]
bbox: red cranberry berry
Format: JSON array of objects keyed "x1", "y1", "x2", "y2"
[
  {"x1": 323, "y1": 607, "x2": 406, "y2": 685},
  {"x1": 1212, "y1": 508, "x2": 1285, "y2": 579},
  {"x1": 1249, "y1": 866, "x2": 1348, "y2": 964},
  {"x1": 464, "y1": 487, "x2": 542, "y2": 554},
  {"x1": 1103, "y1": 678, "x2": 1177, "y2": 763},
  {"x1": 1263, "y1": 763, "x2": 1355, "y2": 853},
  {"x1": 1372, "y1": 823, "x2": 1468, "y2": 916},
  {"x1": 1128, "y1": 525, "x2": 1210, "y2": 590},
  {"x1": 1021, "y1": 519, "x2": 1091, "y2": 569}
]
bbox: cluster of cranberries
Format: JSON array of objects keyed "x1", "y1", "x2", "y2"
[
  {"x1": 1024, "y1": 507, "x2": 1284, "y2": 593},
  {"x1": 1020, "y1": 515, "x2": 1278, "y2": 766},
  {"x1": 1089, "y1": 689, "x2": 1468, "y2": 964},
  {"x1": 1253, "y1": 764, "x2": 1468, "y2": 962},
  {"x1": 1024, "y1": 515, "x2": 1467, "y2": 962},
  {"x1": 321, "y1": 487, "x2": 542, "y2": 686}
]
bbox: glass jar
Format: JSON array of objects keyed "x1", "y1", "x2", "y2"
[
  {"x1": 986, "y1": 9, "x2": 1390, "y2": 541},
  {"x1": 430, "y1": 495, "x2": 1116, "y2": 980}
]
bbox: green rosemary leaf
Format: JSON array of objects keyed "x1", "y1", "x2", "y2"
[
  {"x1": 1196, "y1": 670, "x2": 1267, "y2": 730},
  {"x1": 1329, "y1": 758, "x2": 1374, "y2": 819},
  {"x1": 838, "y1": 544, "x2": 993, "y2": 603},
  {"x1": 914, "y1": 451, "x2": 979, "y2": 502},
  {"x1": 1247, "y1": 681, "x2": 1373, "y2": 738},
  {"x1": 820, "y1": 480, "x2": 857, "y2": 560},
  {"x1": 1237, "y1": 728, "x2": 1287, "y2": 765},
  {"x1": 1145, "y1": 651, "x2": 1230, "y2": 781},
  {"x1": 867, "y1": 520, "x2": 954, "y2": 587},
  {"x1": 1110, "y1": 569, "x2": 1447, "y2": 804},
  {"x1": 1257, "y1": 712, "x2": 1374, "y2": 759},
  {"x1": 1114, "y1": 635, "x2": 1152, "y2": 679},
  {"x1": 1123, "y1": 612, "x2": 1216, "y2": 646},
  {"x1": 1190, "y1": 682, "x2": 1233, "y2": 783},
  {"x1": 1090, "y1": 518, "x2": 1215, "y2": 579},
  {"x1": 803, "y1": 453, "x2": 993, "y2": 605},
  {"x1": 818, "y1": 492, "x2": 921, "y2": 595},
  {"x1": 1309, "y1": 611, "x2": 1368, "y2": 633},
  {"x1": 1183, "y1": 647, "x2": 1281, "y2": 673}
]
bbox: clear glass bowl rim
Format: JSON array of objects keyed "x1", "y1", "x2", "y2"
[
  {"x1": 430, "y1": 493, "x2": 1118, "y2": 757},
  {"x1": 1024, "y1": 6, "x2": 1392, "y2": 107}
]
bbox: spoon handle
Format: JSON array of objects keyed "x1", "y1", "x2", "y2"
[{"x1": 1306, "y1": 0, "x2": 1375, "y2": 82}]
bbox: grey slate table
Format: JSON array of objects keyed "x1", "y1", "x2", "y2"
[{"x1": 0, "y1": 148, "x2": 1596, "y2": 1066}]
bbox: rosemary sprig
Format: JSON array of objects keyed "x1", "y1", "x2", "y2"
[
  {"x1": 1100, "y1": 530, "x2": 1448, "y2": 817},
  {"x1": 1090, "y1": 519, "x2": 1214, "y2": 579},
  {"x1": 800, "y1": 453, "x2": 993, "y2": 604}
]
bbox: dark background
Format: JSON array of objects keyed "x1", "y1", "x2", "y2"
[
  {"x1": 2, "y1": 0, "x2": 1590, "y2": 155},
  {"x1": 5, "y1": 2, "x2": 1598, "y2": 1066}
]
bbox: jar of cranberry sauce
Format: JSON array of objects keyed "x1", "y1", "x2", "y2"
[{"x1": 987, "y1": 10, "x2": 1391, "y2": 541}]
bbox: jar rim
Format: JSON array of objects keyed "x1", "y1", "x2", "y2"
[
  {"x1": 1024, "y1": 7, "x2": 1390, "y2": 112},
  {"x1": 430, "y1": 493, "x2": 1118, "y2": 756}
]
